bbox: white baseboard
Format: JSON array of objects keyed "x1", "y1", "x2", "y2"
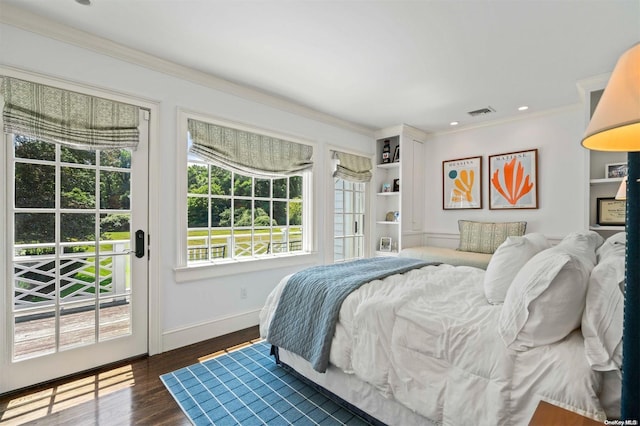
[{"x1": 161, "y1": 309, "x2": 261, "y2": 353}]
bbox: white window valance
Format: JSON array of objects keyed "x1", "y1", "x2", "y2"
[
  {"x1": 1, "y1": 76, "x2": 140, "y2": 150},
  {"x1": 188, "y1": 119, "x2": 313, "y2": 177},
  {"x1": 332, "y1": 150, "x2": 372, "y2": 182}
]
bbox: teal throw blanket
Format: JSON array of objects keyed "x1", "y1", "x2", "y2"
[{"x1": 267, "y1": 257, "x2": 430, "y2": 372}]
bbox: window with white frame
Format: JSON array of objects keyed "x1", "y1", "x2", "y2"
[
  {"x1": 187, "y1": 162, "x2": 304, "y2": 262},
  {"x1": 334, "y1": 178, "x2": 366, "y2": 262},
  {"x1": 331, "y1": 150, "x2": 372, "y2": 262},
  {"x1": 185, "y1": 117, "x2": 312, "y2": 264}
]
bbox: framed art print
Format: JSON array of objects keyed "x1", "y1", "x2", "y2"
[
  {"x1": 489, "y1": 149, "x2": 538, "y2": 209},
  {"x1": 442, "y1": 156, "x2": 482, "y2": 209}
]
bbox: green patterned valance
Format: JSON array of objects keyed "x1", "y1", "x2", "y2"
[
  {"x1": 332, "y1": 151, "x2": 372, "y2": 182},
  {"x1": 1, "y1": 77, "x2": 140, "y2": 150},
  {"x1": 188, "y1": 118, "x2": 313, "y2": 177}
]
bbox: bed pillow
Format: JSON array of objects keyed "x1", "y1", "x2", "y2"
[
  {"x1": 483, "y1": 233, "x2": 550, "y2": 304},
  {"x1": 596, "y1": 231, "x2": 626, "y2": 262},
  {"x1": 582, "y1": 256, "x2": 625, "y2": 371},
  {"x1": 582, "y1": 232, "x2": 626, "y2": 371},
  {"x1": 457, "y1": 220, "x2": 527, "y2": 254},
  {"x1": 559, "y1": 231, "x2": 603, "y2": 268},
  {"x1": 498, "y1": 232, "x2": 602, "y2": 350}
]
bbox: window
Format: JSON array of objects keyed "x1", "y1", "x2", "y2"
[
  {"x1": 182, "y1": 115, "x2": 312, "y2": 266},
  {"x1": 187, "y1": 161, "x2": 304, "y2": 263},
  {"x1": 334, "y1": 178, "x2": 366, "y2": 262}
]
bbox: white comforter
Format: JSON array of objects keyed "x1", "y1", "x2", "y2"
[{"x1": 260, "y1": 264, "x2": 606, "y2": 425}]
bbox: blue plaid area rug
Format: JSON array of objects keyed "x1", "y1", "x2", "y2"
[{"x1": 160, "y1": 340, "x2": 373, "y2": 425}]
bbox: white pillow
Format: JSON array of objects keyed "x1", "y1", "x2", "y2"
[
  {"x1": 483, "y1": 233, "x2": 550, "y2": 304},
  {"x1": 556, "y1": 231, "x2": 603, "y2": 268},
  {"x1": 582, "y1": 256, "x2": 625, "y2": 371},
  {"x1": 596, "y1": 232, "x2": 626, "y2": 262},
  {"x1": 498, "y1": 232, "x2": 601, "y2": 350}
]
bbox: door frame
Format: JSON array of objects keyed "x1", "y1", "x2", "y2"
[
  {"x1": 0, "y1": 67, "x2": 161, "y2": 392},
  {"x1": 325, "y1": 145, "x2": 372, "y2": 263}
]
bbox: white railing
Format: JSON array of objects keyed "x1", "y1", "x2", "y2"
[
  {"x1": 13, "y1": 241, "x2": 130, "y2": 311},
  {"x1": 187, "y1": 229, "x2": 302, "y2": 261}
]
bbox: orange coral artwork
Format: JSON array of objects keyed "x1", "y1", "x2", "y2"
[
  {"x1": 452, "y1": 169, "x2": 475, "y2": 203},
  {"x1": 489, "y1": 149, "x2": 538, "y2": 209},
  {"x1": 443, "y1": 156, "x2": 482, "y2": 209}
]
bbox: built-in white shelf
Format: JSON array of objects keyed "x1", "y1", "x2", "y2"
[
  {"x1": 590, "y1": 177, "x2": 623, "y2": 185},
  {"x1": 376, "y1": 221, "x2": 400, "y2": 225},
  {"x1": 590, "y1": 225, "x2": 625, "y2": 231},
  {"x1": 376, "y1": 192, "x2": 400, "y2": 196},
  {"x1": 375, "y1": 250, "x2": 399, "y2": 257},
  {"x1": 376, "y1": 162, "x2": 400, "y2": 169}
]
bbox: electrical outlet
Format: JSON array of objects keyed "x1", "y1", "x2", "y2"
[{"x1": 240, "y1": 287, "x2": 247, "y2": 299}]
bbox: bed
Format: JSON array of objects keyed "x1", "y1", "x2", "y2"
[
  {"x1": 398, "y1": 245, "x2": 492, "y2": 269},
  {"x1": 259, "y1": 230, "x2": 625, "y2": 425}
]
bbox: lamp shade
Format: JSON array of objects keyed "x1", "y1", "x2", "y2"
[
  {"x1": 616, "y1": 176, "x2": 628, "y2": 200},
  {"x1": 581, "y1": 43, "x2": 640, "y2": 151}
]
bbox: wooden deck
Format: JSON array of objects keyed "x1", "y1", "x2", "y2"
[{"x1": 14, "y1": 304, "x2": 131, "y2": 360}]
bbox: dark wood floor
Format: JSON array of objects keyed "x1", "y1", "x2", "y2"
[{"x1": 0, "y1": 326, "x2": 261, "y2": 425}]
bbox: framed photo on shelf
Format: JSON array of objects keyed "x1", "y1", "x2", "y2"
[
  {"x1": 392, "y1": 146, "x2": 400, "y2": 163},
  {"x1": 442, "y1": 156, "x2": 482, "y2": 210},
  {"x1": 381, "y1": 183, "x2": 392, "y2": 193},
  {"x1": 379, "y1": 237, "x2": 392, "y2": 252},
  {"x1": 489, "y1": 149, "x2": 538, "y2": 209},
  {"x1": 605, "y1": 162, "x2": 628, "y2": 179},
  {"x1": 597, "y1": 197, "x2": 626, "y2": 226},
  {"x1": 393, "y1": 178, "x2": 400, "y2": 192}
]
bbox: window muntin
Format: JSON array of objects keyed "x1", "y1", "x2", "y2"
[
  {"x1": 186, "y1": 160, "x2": 304, "y2": 263},
  {"x1": 10, "y1": 135, "x2": 134, "y2": 359},
  {"x1": 334, "y1": 178, "x2": 366, "y2": 262}
]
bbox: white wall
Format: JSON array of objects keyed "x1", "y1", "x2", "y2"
[
  {"x1": 0, "y1": 21, "x2": 591, "y2": 353},
  {"x1": 0, "y1": 23, "x2": 374, "y2": 352},
  {"x1": 424, "y1": 107, "x2": 588, "y2": 246}
]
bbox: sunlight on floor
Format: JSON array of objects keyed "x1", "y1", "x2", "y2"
[
  {"x1": 0, "y1": 364, "x2": 134, "y2": 425},
  {"x1": 197, "y1": 338, "x2": 264, "y2": 363}
]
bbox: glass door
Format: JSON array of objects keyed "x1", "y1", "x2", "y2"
[
  {"x1": 1, "y1": 111, "x2": 149, "y2": 394},
  {"x1": 334, "y1": 179, "x2": 366, "y2": 262}
]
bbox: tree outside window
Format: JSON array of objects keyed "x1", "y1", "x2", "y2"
[{"x1": 186, "y1": 162, "x2": 304, "y2": 262}]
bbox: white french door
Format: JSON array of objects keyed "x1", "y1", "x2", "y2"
[
  {"x1": 0, "y1": 110, "x2": 149, "y2": 394},
  {"x1": 334, "y1": 178, "x2": 366, "y2": 262}
]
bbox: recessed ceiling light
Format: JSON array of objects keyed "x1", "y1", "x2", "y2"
[
  {"x1": 450, "y1": 121, "x2": 459, "y2": 126},
  {"x1": 518, "y1": 105, "x2": 529, "y2": 111},
  {"x1": 75, "y1": 0, "x2": 91, "y2": 5}
]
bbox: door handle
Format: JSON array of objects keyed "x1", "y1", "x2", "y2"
[{"x1": 135, "y1": 230, "x2": 145, "y2": 258}]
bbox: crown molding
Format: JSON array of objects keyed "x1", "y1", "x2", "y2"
[
  {"x1": 575, "y1": 73, "x2": 611, "y2": 103},
  {"x1": 0, "y1": 4, "x2": 374, "y2": 137}
]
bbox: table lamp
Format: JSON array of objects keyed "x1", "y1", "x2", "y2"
[{"x1": 582, "y1": 42, "x2": 640, "y2": 421}]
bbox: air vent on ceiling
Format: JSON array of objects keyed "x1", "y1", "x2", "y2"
[{"x1": 467, "y1": 106, "x2": 496, "y2": 117}]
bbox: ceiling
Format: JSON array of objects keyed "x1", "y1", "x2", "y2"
[{"x1": 1, "y1": 0, "x2": 639, "y2": 134}]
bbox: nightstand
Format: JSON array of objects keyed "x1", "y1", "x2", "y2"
[{"x1": 529, "y1": 401, "x2": 603, "y2": 426}]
